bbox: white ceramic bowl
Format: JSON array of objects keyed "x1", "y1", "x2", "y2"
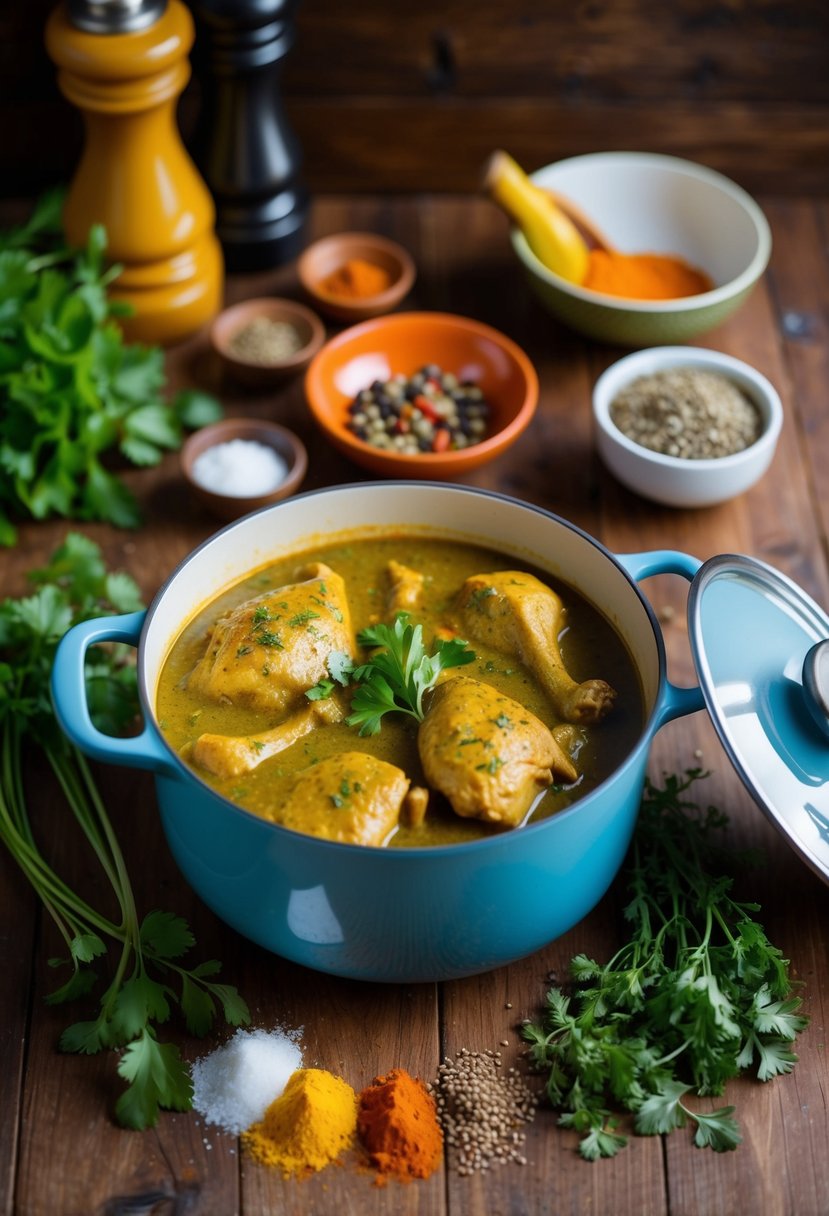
[
  {"x1": 592, "y1": 346, "x2": 783, "y2": 508},
  {"x1": 511, "y1": 152, "x2": 772, "y2": 345}
]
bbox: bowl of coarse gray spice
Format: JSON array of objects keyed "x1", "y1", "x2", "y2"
[
  {"x1": 592, "y1": 346, "x2": 783, "y2": 508},
  {"x1": 210, "y1": 297, "x2": 326, "y2": 389}
]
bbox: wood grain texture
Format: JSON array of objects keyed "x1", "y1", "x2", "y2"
[
  {"x1": 2, "y1": 0, "x2": 828, "y2": 194},
  {"x1": 0, "y1": 855, "x2": 36, "y2": 1216},
  {"x1": 3, "y1": 192, "x2": 829, "y2": 1214}
]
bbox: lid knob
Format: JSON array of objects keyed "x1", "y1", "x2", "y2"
[
  {"x1": 67, "y1": 0, "x2": 167, "y2": 34},
  {"x1": 802, "y1": 640, "x2": 829, "y2": 738}
]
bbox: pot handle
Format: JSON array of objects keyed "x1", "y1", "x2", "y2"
[
  {"x1": 51, "y1": 611, "x2": 179, "y2": 777},
  {"x1": 617, "y1": 550, "x2": 705, "y2": 726}
]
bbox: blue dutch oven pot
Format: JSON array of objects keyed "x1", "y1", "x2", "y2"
[{"x1": 50, "y1": 484, "x2": 829, "y2": 982}]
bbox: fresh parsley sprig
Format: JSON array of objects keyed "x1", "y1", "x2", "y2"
[
  {"x1": 0, "y1": 194, "x2": 221, "y2": 546},
  {"x1": 344, "y1": 613, "x2": 475, "y2": 735},
  {"x1": 0, "y1": 534, "x2": 249, "y2": 1128},
  {"x1": 523, "y1": 769, "x2": 807, "y2": 1160}
]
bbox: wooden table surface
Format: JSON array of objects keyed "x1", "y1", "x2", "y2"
[{"x1": 3, "y1": 194, "x2": 828, "y2": 1216}]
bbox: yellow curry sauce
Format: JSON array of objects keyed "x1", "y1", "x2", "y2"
[{"x1": 155, "y1": 536, "x2": 644, "y2": 846}]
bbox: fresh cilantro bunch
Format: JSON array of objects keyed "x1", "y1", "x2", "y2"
[
  {"x1": 0, "y1": 191, "x2": 221, "y2": 546},
  {"x1": 343, "y1": 613, "x2": 476, "y2": 735},
  {"x1": 0, "y1": 534, "x2": 249, "y2": 1128},
  {"x1": 523, "y1": 769, "x2": 807, "y2": 1160}
]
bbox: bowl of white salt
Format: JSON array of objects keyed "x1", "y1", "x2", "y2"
[
  {"x1": 182, "y1": 418, "x2": 308, "y2": 521},
  {"x1": 592, "y1": 346, "x2": 783, "y2": 508}
]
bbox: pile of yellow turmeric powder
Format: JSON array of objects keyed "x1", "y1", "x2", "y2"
[
  {"x1": 239, "y1": 1064, "x2": 444, "y2": 1185},
  {"x1": 242, "y1": 1068, "x2": 357, "y2": 1176}
]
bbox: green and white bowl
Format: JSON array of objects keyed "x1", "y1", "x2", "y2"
[{"x1": 510, "y1": 152, "x2": 771, "y2": 346}]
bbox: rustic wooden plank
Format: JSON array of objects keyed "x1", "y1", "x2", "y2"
[
  {"x1": 760, "y1": 199, "x2": 829, "y2": 563},
  {"x1": 14, "y1": 763, "x2": 244, "y2": 1215},
  {"x1": 440, "y1": 944, "x2": 669, "y2": 1214},
  {"x1": 641, "y1": 719, "x2": 828, "y2": 1216},
  {"x1": 288, "y1": 99, "x2": 829, "y2": 195},
  {"x1": 4, "y1": 0, "x2": 829, "y2": 197},
  {"x1": 0, "y1": 854, "x2": 37, "y2": 1216},
  {"x1": 238, "y1": 971, "x2": 443, "y2": 1213},
  {"x1": 285, "y1": 0, "x2": 829, "y2": 103},
  {"x1": 4, "y1": 193, "x2": 829, "y2": 1214},
  {"x1": 595, "y1": 206, "x2": 829, "y2": 1214},
  {"x1": 426, "y1": 192, "x2": 670, "y2": 1213}
]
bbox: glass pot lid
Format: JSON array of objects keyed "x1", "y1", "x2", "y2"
[{"x1": 688, "y1": 554, "x2": 829, "y2": 885}]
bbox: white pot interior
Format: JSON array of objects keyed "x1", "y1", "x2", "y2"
[{"x1": 141, "y1": 485, "x2": 662, "y2": 720}]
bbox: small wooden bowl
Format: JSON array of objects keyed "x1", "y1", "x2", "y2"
[
  {"x1": 210, "y1": 298, "x2": 325, "y2": 389},
  {"x1": 181, "y1": 419, "x2": 308, "y2": 521},
  {"x1": 297, "y1": 232, "x2": 416, "y2": 324}
]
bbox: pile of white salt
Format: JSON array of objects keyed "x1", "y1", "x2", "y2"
[{"x1": 191, "y1": 1026, "x2": 303, "y2": 1135}]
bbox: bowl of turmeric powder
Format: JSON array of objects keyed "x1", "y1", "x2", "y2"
[
  {"x1": 506, "y1": 152, "x2": 771, "y2": 346},
  {"x1": 297, "y1": 232, "x2": 417, "y2": 324}
]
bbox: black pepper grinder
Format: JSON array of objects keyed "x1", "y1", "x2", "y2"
[{"x1": 189, "y1": 0, "x2": 309, "y2": 271}]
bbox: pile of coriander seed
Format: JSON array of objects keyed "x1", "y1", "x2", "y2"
[{"x1": 428, "y1": 1047, "x2": 538, "y2": 1176}]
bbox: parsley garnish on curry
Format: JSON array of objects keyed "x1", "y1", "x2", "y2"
[{"x1": 156, "y1": 536, "x2": 643, "y2": 846}]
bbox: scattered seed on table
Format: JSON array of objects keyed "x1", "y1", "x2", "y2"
[{"x1": 428, "y1": 1048, "x2": 537, "y2": 1176}]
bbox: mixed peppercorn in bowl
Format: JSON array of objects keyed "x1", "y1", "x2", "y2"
[
  {"x1": 304, "y1": 311, "x2": 538, "y2": 478},
  {"x1": 345, "y1": 364, "x2": 491, "y2": 455}
]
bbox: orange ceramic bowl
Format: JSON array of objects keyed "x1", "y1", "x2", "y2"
[{"x1": 304, "y1": 312, "x2": 539, "y2": 478}]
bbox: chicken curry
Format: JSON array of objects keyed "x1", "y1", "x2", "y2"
[{"x1": 156, "y1": 534, "x2": 643, "y2": 847}]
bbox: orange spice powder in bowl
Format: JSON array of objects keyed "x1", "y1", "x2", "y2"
[{"x1": 298, "y1": 231, "x2": 416, "y2": 324}]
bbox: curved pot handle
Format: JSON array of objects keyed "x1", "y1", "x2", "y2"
[
  {"x1": 51, "y1": 612, "x2": 179, "y2": 777},
  {"x1": 617, "y1": 550, "x2": 705, "y2": 726}
]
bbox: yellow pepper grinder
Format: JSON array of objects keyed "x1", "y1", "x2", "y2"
[{"x1": 45, "y1": 0, "x2": 224, "y2": 345}]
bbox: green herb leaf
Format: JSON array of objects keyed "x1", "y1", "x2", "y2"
[
  {"x1": 0, "y1": 535, "x2": 249, "y2": 1129},
  {"x1": 691, "y1": 1106, "x2": 742, "y2": 1152},
  {"x1": 346, "y1": 613, "x2": 475, "y2": 735},
  {"x1": 306, "y1": 679, "x2": 335, "y2": 701},
  {"x1": 523, "y1": 770, "x2": 807, "y2": 1159},
  {"x1": 305, "y1": 649, "x2": 355, "y2": 702},
  {"x1": 140, "y1": 910, "x2": 196, "y2": 960},
  {"x1": 115, "y1": 1031, "x2": 193, "y2": 1129},
  {"x1": 172, "y1": 389, "x2": 223, "y2": 429},
  {"x1": 60, "y1": 1017, "x2": 109, "y2": 1055},
  {"x1": 70, "y1": 933, "x2": 107, "y2": 964},
  {"x1": 0, "y1": 198, "x2": 222, "y2": 544},
  {"x1": 327, "y1": 649, "x2": 355, "y2": 685},
  {"x1": 210, "y1": 982, "x2": 252, "y2": 1027},
  {"x1": 179, "y1": 975, "x2": 217, "y2": 1037},
  {"x1": 635, "y1": 1080, "x2": 690, "y2": 1135}
]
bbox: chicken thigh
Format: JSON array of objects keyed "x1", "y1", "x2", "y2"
[
  {"x1": 274, "y1": 751, "x2": 413, "y2": 846},
  {"x1": 455, "y1": 571, "x2": 616, "y2": 724},
  {"x1": 187, "y1": 563, "x2": 355, "y2": 715},
  {"x1": 418, "y1": 675, "x2": 577, "y2": 827}
]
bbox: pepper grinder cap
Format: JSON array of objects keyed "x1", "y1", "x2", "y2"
[{"x1": 67, "y1": 0, "x2": 167, "y2": 34}]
